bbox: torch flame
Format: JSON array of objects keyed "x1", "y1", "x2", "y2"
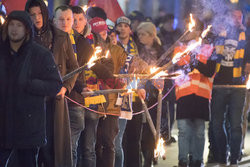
[
  {"x1": 127, "y1": 89, "x2": 134, "y2": 93},
  {"x1": 154, "y1": 138, "x2": 166, "y2": 158},
  {"x1": 189, "y1": 14, "x2": 195, "y2": 32},
  {"x1": 201, "y1": 25, "x2": 212, "y2": 38},
  {"x1": 87, "y1": 46, "x2": 102, "y2": 68},
  {"x1": 105, "y1": 50, "x2": 110, "y2": 58},
  {"x1": 0, "y1": 15, "x2": 5, "y2": 25},
  {"x1": 81, "y1": 5, "x2": 89, "y2": 13},
  {"x1": 150, "y1": 67, "x2": 168, "y2": 79},
  {"x1": 172, "y1": 38, "x2": 202, "y2": 64},
  {"x1": 246, "y1": 74, "x2": 250, "y2": 90}
]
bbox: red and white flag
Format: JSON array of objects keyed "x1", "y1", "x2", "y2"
[
  {"x1": 88, "y1": 0, "x2": 124, "y2": 22},
  {"x1": 2, "y1": 0, "x2": 27, "y2": 14}
]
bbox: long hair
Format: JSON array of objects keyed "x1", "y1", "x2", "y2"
[{"x1": 137, "y1": 22, "x2": 161, "y2": 45}]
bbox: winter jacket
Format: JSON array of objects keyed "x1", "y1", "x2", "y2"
[
  {"x1": 137, "y1": 41, "x2": 165, "y2": 107},
  {"x1": 25, "y1": 1, "x2": 79, "y2": 166},
  {"x1": 175, "y1": 44, "x2": 216, "y2": 121},
  {"x1": 68, "y1": 30, "x2": 94, "y2": 107},
  {"x1": 0, "y1": 11, "x2": 62, "y2": 149},
  {"x1": 97, "y1": 42, "x2": 128, "y2": 116}
]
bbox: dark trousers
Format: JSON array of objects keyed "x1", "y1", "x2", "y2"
[
  {"x1": 123, "y1": 113, "x2": 143, "y2": 167},
  {"x1": 96, "y1": 115, "x2": 119, "y2": 167},
  {"x1": 38, "y1": 99, "x2": 55, "y2": 167},
  {"x1": 141, "y1": 105, "x2": 157, "y2": 167},
  {"x1": 0, "y1": 147, "x2": 39, "y2": 167}
]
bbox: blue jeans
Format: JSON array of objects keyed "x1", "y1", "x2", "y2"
[
  {"x1": 210, "y1": 88, "x2": 245, "y2": 163},
  {"x1": 115, "y1": 119, "x2": 127, "y2": 167},
  {"x1": 69, "y1": 106, "x2": 85, "y2": 167},
  {"x1": 177, "y1": 119, "x2": 205, "y2": 163}
]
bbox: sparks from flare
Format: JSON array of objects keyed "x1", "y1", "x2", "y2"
[
  {"x1": 154, "y1": 138, "x2": 166, "y2": 158},
  {"x1": 189, "y1": 14, "x2": 195, "y2": 32},
  {"x1": 246, "y1": 74, "x2": 250, "y2": 90}
]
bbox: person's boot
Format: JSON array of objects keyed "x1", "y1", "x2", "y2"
[
  {"x1": 207, "y1": 150, "x2": 217, "y2": 163},
  {"x1": 189, "y1": 160, "x2": 204, "y2": 167},
  {"x1": 178, "y1": 160, "x2": 188, "y2": 167}
]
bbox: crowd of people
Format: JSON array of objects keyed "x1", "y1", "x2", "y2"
[{"x1": 0, "y1": 0, "x2": 250, "y2": 167}]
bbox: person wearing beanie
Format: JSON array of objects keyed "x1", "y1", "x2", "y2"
[
  {"x1": 0, "y1": 10, "x2": 62, "y2": 167},
  {"x1": 25, "y1": 1, "x2": 79, "y2": 166},
  {"x1": 136, "y1": 21, "x2": 165, "y2": 167}
]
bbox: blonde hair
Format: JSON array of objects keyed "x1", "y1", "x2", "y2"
[{"x1": 137, "y1": 22, "x2": 161, "y2": 45}]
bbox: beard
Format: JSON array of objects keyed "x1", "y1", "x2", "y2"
[{"x1": 9, "y1": 35, "x2": 26, "y2": 43}]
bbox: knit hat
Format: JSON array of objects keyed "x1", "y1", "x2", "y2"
[
  {"x1": 116, "y1": 16, "x2": 131, "y2": 26},
  {"x1": 89, "y1": 17, "x2": 108, "y2": 34}
]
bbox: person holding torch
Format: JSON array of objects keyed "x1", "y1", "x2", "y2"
[{"x1": 174, "y1": 19, "x2": 216, "y2": 167}]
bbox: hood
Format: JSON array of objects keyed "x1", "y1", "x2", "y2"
[
  {"x1": 2, "y1": 10, "x2": 33, "y2": 42},
  {"x1": 25, "y1": 0, "x2": 49, "y2": 32}
]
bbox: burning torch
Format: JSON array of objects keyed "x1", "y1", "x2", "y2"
[
  {"x1": 148, "y1": 24, "x2": 212, "y2": 80},
  {"x1": 0, "y1": 15, "x2": 5, "y2": 25},
  {"x1": 156, "y1": 14, "x2": 196, "y2": 65},
  {"x1": 63, "y1": 47, "x2": 109, "y2": 81}
]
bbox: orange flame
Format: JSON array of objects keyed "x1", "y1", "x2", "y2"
[
  {"x1": 105, "y1": 50, "x2": 110, "y2": 58},
  {"x1": 150, "y1": 67, "x2": 168, "y2": 79},
  {"x1": 172, "y1": 38, "x2": 202, "y2": 64},
  {"x1": 201, "y1": 25, "x2": 212, "y2": 38},
  {"x1": 247, "y1": 74, "x2": 250, "y2": 90},
  {"x1": 81, "y1": 5, "x2": 89, "y2": 13},
  {"x1": 87, "y1": 46, "x2": 102, "y2": 68},
  {"x1": 154, "y1": 138, "x2": 166, "y2": 158},
  {"x1": 0, "y1": 15, "x2": 5, "y2": 25},
  {"x1": 189, "y1": 14, "x2": 195, "y2": 32}
]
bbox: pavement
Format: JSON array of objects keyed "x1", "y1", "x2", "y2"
[{"x1": 154, "y1": 123, "x2": 250, "y2": 167}]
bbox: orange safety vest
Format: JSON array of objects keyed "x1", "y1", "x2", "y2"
[{"x1": 174, "y1": 44, "x2": 214, "y2": 100}]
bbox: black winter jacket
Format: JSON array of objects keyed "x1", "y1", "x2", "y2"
[{"x1": 0, "y1": 38, "x2": 62, "y2": 149}]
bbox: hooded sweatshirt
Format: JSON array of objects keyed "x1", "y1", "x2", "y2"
[{"x1": 25, "y1": 0, "x2": 53, "y2": 50}]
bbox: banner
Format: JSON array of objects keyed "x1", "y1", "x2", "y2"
[
  {"x1": 88, "y1": 0, "x2": 124, "y2": 22},
  {"x1": 2, "y1": 0, "x2": 27, "y2": 14}
]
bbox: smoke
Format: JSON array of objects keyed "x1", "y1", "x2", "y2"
[{"x1": 192, "y1": 0, "x2": 238, "y2": 35}]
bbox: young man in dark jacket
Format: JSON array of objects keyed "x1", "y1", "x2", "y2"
[
  {"x1": 25, "y1": 1, "x2": 79, "y2": 166},
  {"x1": 0, "y1": 10, "x2": 62, "y2": 167},
  {"x1": 53, "y1": 5, "x2": 95, "y2": 167}
]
